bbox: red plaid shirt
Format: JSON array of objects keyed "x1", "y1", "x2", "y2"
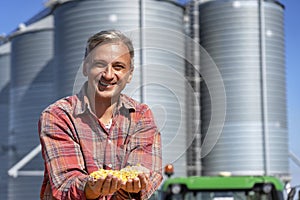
[{"x1": 39, "y1": 84, "x2": 162, "y2": 200}]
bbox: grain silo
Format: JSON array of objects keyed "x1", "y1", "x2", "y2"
[
  {"x1": 0, "y1": 41, "x2": 11, "y2": 200},
  {"x1": 50, "y1": 0, "x2": 187, "y2": 176},
  {"x1": 8, "y1": 15, "x2": 54, "y2": 199},
  {"x1": 199, "y1": 0, "x2": 289, "y2": 179}
]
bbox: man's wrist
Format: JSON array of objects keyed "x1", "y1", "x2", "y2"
[{"x1": 84, "y1": 180, "x2": 101, "y2": 199}]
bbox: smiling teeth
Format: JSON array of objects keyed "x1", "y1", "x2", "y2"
[{"x1": 100, "y1": 81, "x2": 110, "y2": 86}]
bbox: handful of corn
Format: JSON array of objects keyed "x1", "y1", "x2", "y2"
[{"x1": 90, "y1": 165, "x2": 145, "y2": 182}]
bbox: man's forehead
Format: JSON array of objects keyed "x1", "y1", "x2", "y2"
[
  {"x1": 93, "y1": 42, "x2": 129, "y2": 56},
  {"x1": 87, "y1": 42, "x2": 130, "y2": 64},
  {"x1": 88, "y1": 43, "x2": 122, "y2": 56}
]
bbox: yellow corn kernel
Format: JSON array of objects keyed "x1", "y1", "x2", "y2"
[{"x1": 90, "y1": 166, "x2": 141, "y2": 182}]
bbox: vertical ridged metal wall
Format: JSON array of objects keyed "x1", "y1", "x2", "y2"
[
  {"x1": 8, "y1": 16, "x2": 54, "y2": 199},
  {"x1": 185, "y1": 0, "x2": 202, "y2": 176},
  {"x1": 142, "y1": 1, "x2": 186, "y2": 177},
  {"x1": 200, "y1": 0, "x2": 289, "y2": 177},
  {"x1": 53, "y1": 0, "x2": 186, "y2": 177},
  {"x1": 264, "y1": 0, "x2": 288, "y2": 177},
  {"x1": 0, "y1": 42, "x2": 11, "y2": 200}
]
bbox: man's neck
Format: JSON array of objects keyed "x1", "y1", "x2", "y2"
[{"x1": 95, "y1": 100, "x2": 116, "y2": 125}]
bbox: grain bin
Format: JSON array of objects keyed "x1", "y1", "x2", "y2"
[
  {"x1": 0, "y1": 41, "x2": 11, "y2": 200},
  {"x1": 52, "y1": 0, "x2": 187, "y2": 176},
  {"x1": 199, "y1": 0, "x2": 289, "y2": 178},
  {"x1": 8, "y1": 15, "x2": 54, "y2": 199}
]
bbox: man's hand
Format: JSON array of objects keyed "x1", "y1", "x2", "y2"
[
  {"x1": 121, "y1": 173, "x2": 149, "y2": 193},
  {"x1": 85, "y1": 174, "x2": 123, "y2": 199}
]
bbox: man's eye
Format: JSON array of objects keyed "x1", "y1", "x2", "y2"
[
  {"x1": 114, "y1": 65, "x2": 125, "y2": 70},
  {"x1": 94, "y1": 62, "x2": 106, "y2": 68}
]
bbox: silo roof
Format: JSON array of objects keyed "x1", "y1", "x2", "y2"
[{"x1": 9, "y1": 15, "x2": 53, "y2": 39}]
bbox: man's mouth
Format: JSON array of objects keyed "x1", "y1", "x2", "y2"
[{"x1": 99, "y1": 80, "x2": 115, "y2": 87}]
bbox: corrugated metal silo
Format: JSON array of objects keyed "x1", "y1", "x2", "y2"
[
  {"x1": 8, "y1": 15, "x2": 54, "y2": 199},
  {"x1": 199, "y1": 0, "x2": 289, "y2": 178},
  {"x1": 142, "y1": 1, "x2": 187, "y2": 177},
  {"x1": 0, "y1": 41, "x2": 11, "y2": 200},
  {"x1": 52, "y1": 0, "x2": 187, "y2": 177},
  {"x1": 263, "y1": 0, "x2": 288, "y2": 177}
]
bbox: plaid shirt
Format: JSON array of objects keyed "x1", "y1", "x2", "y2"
[{"x1": 39, "y1": 84, "x2": 162, "y2": 200}]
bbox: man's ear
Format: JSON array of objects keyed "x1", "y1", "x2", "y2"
[
  {"x1": 127, "y1": 68, "x2": 134, "y2": 83},
  {"x1": 83, "y1": 61, "x2": 88, "y2": 77}
]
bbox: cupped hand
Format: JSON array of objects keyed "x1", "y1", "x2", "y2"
[
  {"x1": 85, "y1": 174, "x2": 123, "y2": 199},
  {"x1": 121, "y1": 173, "x2": 149, "y2": 193}
]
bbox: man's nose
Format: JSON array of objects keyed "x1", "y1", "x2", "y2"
[{"x1": 102, "y1": 65, "x2": 114, "y2": 79}]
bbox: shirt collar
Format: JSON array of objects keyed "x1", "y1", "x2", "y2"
[
  {"x1": 74, "y1": 82, "x2": 136, "y2": 117},
  {"x1": 74, "y1": 82, "x2": 90, "y2": 116}
]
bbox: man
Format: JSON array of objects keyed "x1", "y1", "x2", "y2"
[{"x1": 39, "y1": 30, "x2": 162, "y2": 199}]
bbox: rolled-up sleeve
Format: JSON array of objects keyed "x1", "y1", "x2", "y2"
[{"x1": 39, "y1": 107, "x2": 89, "y2": 200}]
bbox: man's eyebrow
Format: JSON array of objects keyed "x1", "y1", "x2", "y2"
[
  {"x1": 92, "y1": 59, "x2": 107, "y2": 64},
  {"x1": 113, "y1": 61, "x2": 127, "y2": 66}
]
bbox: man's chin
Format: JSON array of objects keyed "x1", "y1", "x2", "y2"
[{"x1": 95, "y1": 91, "x2": 120, "y2": 101}]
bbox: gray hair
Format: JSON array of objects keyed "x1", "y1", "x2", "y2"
[{"x1": 84, "y1": 30, "x2": 134, "y2": 67}]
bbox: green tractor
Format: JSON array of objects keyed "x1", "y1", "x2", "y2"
[
  {"x1": 161, "y1": 176, "x2": 285, "y2": 200},
  {"x1": 158, "y1": 165, "x2": 299, "y2": 200}
]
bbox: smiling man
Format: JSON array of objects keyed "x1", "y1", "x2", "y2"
[{"x1": 38, "y1": 30, "x2": 162, "y2": 200}]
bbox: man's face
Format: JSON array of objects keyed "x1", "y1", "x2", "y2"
[{"x1": 83, "y1": 42, "x2": 133, "y2": 100}]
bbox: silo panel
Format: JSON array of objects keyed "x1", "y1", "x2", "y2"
[
  {"x1": 200, "y1": 0, "x2": 289, "y2": 176},
  {"x1": 9, "y1": 19, "x2": 54, "y2": 199},
  {"x1": 264, "y1": 1, "x2": 288, "y2": 174},
  {"x1": 0, "y1": 42, "x2": 10, "y2": 200},
  {"x1": 143, "y1": 1, "x2": 186, "y2": 177},
  {"x1": 8, "y1": 177, "x2": 42, "y2": 200}
]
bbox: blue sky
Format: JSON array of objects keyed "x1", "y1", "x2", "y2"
[
  {"x1": 280, "y1": 0, "x2": 300, "y2": 186},
  {"x1": 1, "y1": 0, "x2": 299, "y2": 186}
]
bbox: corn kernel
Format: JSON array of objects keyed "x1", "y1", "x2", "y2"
[{"x1": 90, "y1": 166, "x2": 141, "y2": 182}]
